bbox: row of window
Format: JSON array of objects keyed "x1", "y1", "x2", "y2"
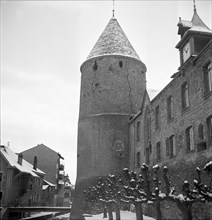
[
  {"x1": 156, "y1": 115, "x2": 212, "y2": 162},
  {"x1": 155, "y1": 61, "x2": 212, "y2": 131},
  {"x1": 136, "y1": 115, "x2": 212, "y2": 167}
]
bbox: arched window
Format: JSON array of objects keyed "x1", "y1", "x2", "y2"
[
  {"x1": 207, "y1": 115, "x2": 212, "y2": 144},
  {"x1": 198, "y1": 123, "x2": 204, "y2": 140},
  {"x1": 181, "y1": 82, "x2": 189, "y2": 110},
  {"x1": 203, "y1": 61, "x2": 212, "y2": 94}
]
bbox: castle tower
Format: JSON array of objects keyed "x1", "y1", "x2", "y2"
[{"x1": 71, "y1": 16, "x2": 146, "y2": 219}]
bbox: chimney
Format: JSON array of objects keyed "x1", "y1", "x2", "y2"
[
  {"x1": 17, "y1": 153, "x2": 23, "y2": 165},
  {"x1": 33, "y1": 156, "x2": 37, "y2": 170}
]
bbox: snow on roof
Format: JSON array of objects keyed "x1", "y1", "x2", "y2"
[
  {"x1": 42, "y1": 185, "x2": 49, "y2": 190},
  {"x1": 43, "y1": 179, "x2": 56, "y2": 186},
  {"x1": 188, "y1": 26, "x2": 212, "y2": 34},
  {"x1": 147, "y1": 89, "x2": 160, "y2": 101},
  {"x1": 86, "y1": 17, "x2": 141, "y2": 62},
  {"x1": 178, "y1": 20, "x2": 192, "y2": 28},
  {"x1": 0, "y1": 145, "x2": 45, "y2": 177}
]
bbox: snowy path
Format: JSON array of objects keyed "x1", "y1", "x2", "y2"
[{"x1": 84, "y1": 211, "x2": 155, "y2": 220}]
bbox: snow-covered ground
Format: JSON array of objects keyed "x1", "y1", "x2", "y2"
[
  {"x1": 52, "y1": 210, "x2": 156, "y2": 220},
  {"x1": 84, "y1": 211, "x2": 155, "y2": 220}
]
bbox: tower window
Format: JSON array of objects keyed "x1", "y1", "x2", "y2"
[
  {"x1": 167, "y1": 95, "x2": 173, "y2": 121},
  {"x1": 206, "y1": 115, "x2": 212, "y2": 145},
  {"x1": 181, "y1": 82, "x2": 189, "y2": 110},
  {"x1": 186, "y1": 126, "x2": 194, "y2": 151},
  {"x1": 136, "y1": 121, "x2": 141, "y2": 142},
  {"x1": 93, "y1": 61, "x2": 98, "y2": 71},
  {"x1": 203, "y1": 62, "x2": 212, "y2": 94},
  {"x1": 119, "y1": 61, "x2": 123, "y2": 68},
  {"x1": 155, "y1": 105, "x2": 160, "y2": 130},
  {"x1": 136, "y1": 152, "x2": 141, "y2": 168}
]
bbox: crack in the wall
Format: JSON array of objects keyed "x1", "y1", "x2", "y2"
[{"x1": 125, "y1": 61, "x2": 134, "y2": 113}]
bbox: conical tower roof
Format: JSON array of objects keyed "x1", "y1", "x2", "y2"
[
  {"x1": 86, "y1": 17, "x2": 141, "y2": 62},
  {"x1": 191, "y1": 9, "x2": 210, "y2": 29}
]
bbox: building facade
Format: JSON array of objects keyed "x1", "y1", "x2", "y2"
[
  {"x1": 72, "y1": 5, "x2": 212, "y2": 219},
  {"x1": 0, "y1": 145, "x2": 45, "y2": 208},
  {"x1": 21, "y1": 144, "x2": 66, "y2": 206},
  {"x1": 129, "y1": 8, "x2": 212, "y2": 192}
]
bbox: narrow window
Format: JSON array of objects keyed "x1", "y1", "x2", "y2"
[
  {"x1": 136, "y1": 152, "x2": 141, "y2": 168},
  {"x1": 181, "y1": 82, "x2": 189, "y2": 110},
  {"x1": 156, "y1": 142, "x2": 161, "y2": 161},
  {"x1": 207, "y1": 115, "x2": 212, "y2": 144},
  {"x1": 155, "y1": 105, "x2": 160, "y2": 130},
  {"x1": 197, "y1": 123, "x2": 206, "y2": 151},
  {"x1": 0, "y1": 191, "x2": 3, "y2": 201},
  {"x1": 203, "y1": 62, "x2": 212, "y2": 94},
  {"x1": 186, "y1": 126, "x2": 194, "y2": 151},
  {"x1": 169, "y1": 135, "x2": 176, "y2": 157},
  {"x1": 137, "y1": 121, "x2": 141, "y2": 141},
  {"x1": 93, "y1": 61, "x2": 98, "y2": 71},
  {"x1": 167, "y1": 95, "x2": 173, "y2": 120},
  {"x1": 119, "y1": 61, "x2": 123, "y2": 68},
  {"x1": 145, "y1": 148, "x2": 150, "y2": 164},
  {"x1": 36, "y1": 194, "x2": 40, "y2": 202},
  {"x1": 0, "y1": 172, "x2": 3, "y2": 182},
  {"x1": 198, "y1": 123, "x2": 204, "y2": 140},
  {"x1": 166, "y1": 138, "x2": 169, "y2": 157}
]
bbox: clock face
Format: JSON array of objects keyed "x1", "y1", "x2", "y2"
[{"x1": 182, "y1": 42, "x2": 190, "y2": 62}]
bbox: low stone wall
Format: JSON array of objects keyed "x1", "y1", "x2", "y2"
[
  {"x1": 142, "y1": 200, "x2": 212, "y2": 220},
  {"x1": 192, "y1": 202, "x2": 212, "y2": 220}
]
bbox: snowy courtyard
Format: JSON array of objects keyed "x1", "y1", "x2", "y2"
[{"x1": 84, "y1": 211, "x2": 155, "y2": 220}]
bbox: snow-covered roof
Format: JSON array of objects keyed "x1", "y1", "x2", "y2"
[
  {"x1": 0, "y1": 145, "x2": 45, "y2": 177},
  {"x1": 42, "y1": 185, "x2": 49, "y2": 190},
  {"x1": 147, "y1": 89, "x2": 160, "y2": 101},
  {"x1": 43, "y1": 179, "x2": 56, "y2": 186},
  {"x1": 86, "y1": 17, "x2": 141, "y2": 62}
]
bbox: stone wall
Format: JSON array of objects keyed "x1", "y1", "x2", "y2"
[{"x1": 142, "y1": 200, "x2": 212, "y2": 220}]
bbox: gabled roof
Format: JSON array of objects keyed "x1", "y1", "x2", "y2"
[
  {"x1": 86, "y1": 17, "x2": 141, "y2": 62},
  {"x1": 0, "y1": 145, "x2": 45, "y2": 177}
]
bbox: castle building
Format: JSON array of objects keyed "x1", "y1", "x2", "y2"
[
  {"x1": 129, "y1": 6, "x2": 212, "y2": 192},
  {"x1": 72, "y1": 15, "x2": 147, "y2": 219},
  {"x1": 72, "y1": 4, "x2": 212, "y2": 219}
]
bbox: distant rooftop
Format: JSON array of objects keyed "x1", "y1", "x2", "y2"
[
  {"x1": 86, "y1": 17, "x2": 141, "y2": 62},
  {"x1": 0, "y1": 145, "x2": 45, "y2": 177}
]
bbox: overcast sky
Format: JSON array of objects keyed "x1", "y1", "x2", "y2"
[{"x1": 1, "y1": 1, "x2": 212, "y2": 184}]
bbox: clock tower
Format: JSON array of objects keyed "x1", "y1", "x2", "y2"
[{"x1": 176, "y1": 4, "x2": 212, "y2": 68}]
